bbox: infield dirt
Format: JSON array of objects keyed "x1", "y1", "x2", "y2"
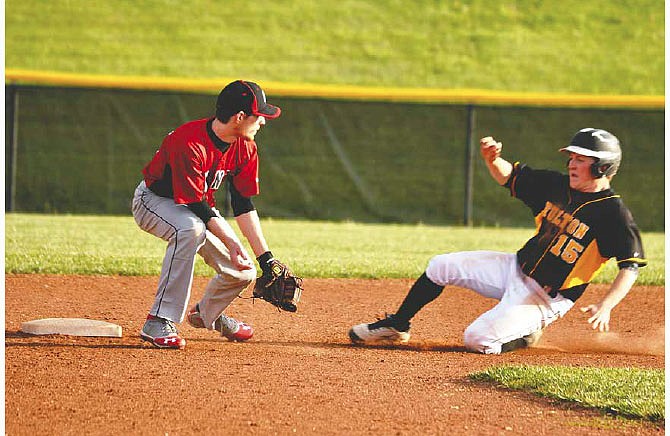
[{"x1": 5, "y1": 275, "x2": 664, "y2": 435}]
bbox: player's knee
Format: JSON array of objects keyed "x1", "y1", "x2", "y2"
[
  {"x1": 463, "y1": 325, "x2": 501, "y2": 355},
  {"x1": 223, "y1": 265, "x2": 257, "y2": 286},
  {"x1": 173, "y1": 221, "x2": 207, "y2": 251},
  {"x1": 237, "y1": 266, "x2": 257, "y2": 286},
  {"x1": 210, "y1": 266, "x2": 256, "y2": 296},
  {"x1": 462, "y1": 326, "x2": 483, "y2": 352},
  {"x1": 425, "y1": 253, "x2": 455, "y2": 286}
]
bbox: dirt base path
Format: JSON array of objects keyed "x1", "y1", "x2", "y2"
[{"x1": 5, "y1": 275, "x2": 664, "y2": 435}]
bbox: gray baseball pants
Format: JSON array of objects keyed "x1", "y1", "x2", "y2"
[{"x1": 131, "y1": 181, "x2": 256, "y2": 329}]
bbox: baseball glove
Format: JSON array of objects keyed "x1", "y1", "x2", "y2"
[{"x1": 253, "y1": 259, "x2": 303, "y2": 312}]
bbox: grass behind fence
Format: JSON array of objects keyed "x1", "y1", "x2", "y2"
[
  {"x1": 5, "y1": 0, "x2": 664, "y2": 95},
  {"x1": 5, "y1": 213, "x2": 665, "y2": 285}
]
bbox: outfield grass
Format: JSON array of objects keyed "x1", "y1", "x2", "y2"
[
  {"x1": 470, "y1": 365, "x2": 664, "y2": 422},
  {"x1": 5, "y1": 0, "x2": 664, "y2": 95},
  {"x1": 4, "y1": 213, "x2": 665, "y2": 285}
]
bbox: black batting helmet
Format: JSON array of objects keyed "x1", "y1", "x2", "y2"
[{"x1": 560, "y1": 128, "x2": 622, "y2": 177}]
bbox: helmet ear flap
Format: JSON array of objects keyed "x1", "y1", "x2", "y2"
[{"x1": 591, "y1": 162, "x2": 610, "y2": 178}]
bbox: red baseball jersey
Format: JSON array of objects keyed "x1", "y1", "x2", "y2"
[{"x1": 142, "y1": 118, "x2": 260, "y2": 207}]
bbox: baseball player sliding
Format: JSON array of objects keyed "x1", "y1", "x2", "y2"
[
  {"x1": 350, "y1": 128, "x2": 647, "y2": 354},
  {"x1": 132, "y1": 80, "x2": 300, "y2": 349}
]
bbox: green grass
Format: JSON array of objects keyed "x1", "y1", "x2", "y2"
[
  {"x1": 470, "y1": 365, "x2": 664, "y2": 422},
  {"x1": 5, "y1": 0, "x2": 664, "y2": 95},
  {"x1": 5, "y1": 213, "x2": 665, "y2": 285}
]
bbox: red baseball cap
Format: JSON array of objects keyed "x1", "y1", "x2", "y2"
[{"x1": 216, "y1": 80, "x2": 281, "y2": 119}]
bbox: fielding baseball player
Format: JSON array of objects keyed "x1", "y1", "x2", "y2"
[
  {"x1": 132, "y1": 80, "x2": 301, "y2": 349},
  {"x1": 349, "y1": 128, "x2": 646, "y2": 354}
]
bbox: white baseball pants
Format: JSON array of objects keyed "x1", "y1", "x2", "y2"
[
  {"x1": 425, "y1": 251, "x2": 574, "y2": 354},
  {"x1": 131, "y1": 181, "x2": 256, "y2": 328}
]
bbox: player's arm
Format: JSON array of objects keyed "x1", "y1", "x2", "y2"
[
  {"x1": 235, "y1": 210, "x2": 270, "y2": 257},
  {"x1": 579, "y1": 266, "x2": 639, "y2": 332},
  {"x1": 229, "y1": 183, "x2": 294, "y2": 280},
  {"x1": 236, "y1": 210, "x2": 286, "y2": 279},
  {"x1": 186, "y1": 201, "x2": 253, "y2": 270},
  {"x1": 235, "y1": 204, "x2": 302, "y2": 312},
  {"x1": 227, "y1": 180, "x2": 269, "y2": 257},
  {"x1": 207, "y1": 215, "x2": 254, "y2": 270},
  {"x1": 480, "y1": 136, "x2": 513, "y2": 185}
]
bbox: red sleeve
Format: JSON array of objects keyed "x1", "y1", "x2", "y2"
[
  {"x1": 170, "y1": 139, "x2": 208, "y2": 204},
  {"x1": 231, "y1": 142, "x2": 260, "y2": 197}
]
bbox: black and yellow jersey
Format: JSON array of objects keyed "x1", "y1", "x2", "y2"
[{"x1": 505, "y1": 163, "x2": 646, "y2": 302}]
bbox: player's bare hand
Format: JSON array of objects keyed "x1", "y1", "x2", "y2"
[
  {"x1": 580, "y1": 304, "x2": 611, "y2": 332},
  {"x1": 226, "y1": 239, "x2": 254, "y2": 270},
  {"x1": 480, "y1": 136, "x2": 503, "y2": 163},
  {"x1": 233, "y1": 254, "x2": 254, "y2": 271}
]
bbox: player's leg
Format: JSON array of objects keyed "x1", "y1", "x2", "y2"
[
  {"x1": 132, "y1": 186, "x2": 206, "y2": 321},
  {"x1": 350, "y1": 251, "x2": 511, "y2": 344},
  {"x1": 132, "y1": 182, "x2": 207, "y2": 348},
  {"x1": 348, "y1": 273, "x2": 437, "y2": 344},
  {"x1": 424, "y1": 251, "x2": 513, "y2": 299},
  {"x1": 187, "y1": 229, "x2": 256, "y2": 341},
  {"x1": 462, "y1": 269, "x2": 574, "y2": 354}
]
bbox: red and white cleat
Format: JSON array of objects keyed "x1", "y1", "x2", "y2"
[
  {"x1": 140, "y1": 315, "x2": 186, "y2": 349},
  {"x1": 220, "y1": 319, "x2": 254, "y2": 342}
]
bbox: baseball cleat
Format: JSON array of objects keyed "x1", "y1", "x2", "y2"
[
  {"x1": 140, "y1": 315, "x2": 186, "y2": 349},
  {"x1": 217, "y1": 315, "x2": 254, "y2": 342},
  {"x1": 188, "y1": 304, "x2": 253, "y2": 342},
  {"x1": 186, "y1": 304, "x2": 206, "y2": 328},
  {"x1": 522, "y1": 329, "x2": 544, "y2": 347},
  {"x1": 349, "y1": 314, "x2": 410, "y2": 344},
  {"x1": 500, "y1": 329, "x2": 544, "y2": 353}
]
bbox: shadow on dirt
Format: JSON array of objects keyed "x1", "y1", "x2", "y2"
[
  {"x1": 184, "y1": 336, "x2": 469, "y2": 352},
  {"x1": 5, "y1": 330, "x2": 145, "y2": 349}
]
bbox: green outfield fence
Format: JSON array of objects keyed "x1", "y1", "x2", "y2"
[{"x1": 4, "y1": 70, "x2": 665, "y2": 230}]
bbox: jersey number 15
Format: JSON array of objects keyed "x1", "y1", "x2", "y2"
[{"x1": 549, "y1": 234, "x2": 584, "y2": 264}]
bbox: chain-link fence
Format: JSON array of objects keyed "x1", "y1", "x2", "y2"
[{"x1": 5, "y1": 85, "x2": 664, "y2": 230}]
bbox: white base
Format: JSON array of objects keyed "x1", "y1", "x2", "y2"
[{"x1": 20, "y1": 318, "x2": 123, "y2": 337}]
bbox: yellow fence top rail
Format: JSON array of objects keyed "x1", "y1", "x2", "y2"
[{"x1": 5, "y1": 68, "x2": 665, "y2": 109}]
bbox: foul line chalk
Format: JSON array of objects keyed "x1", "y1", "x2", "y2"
[{"x1": 20, "y1": 318, "x2": 123, "y2": 337}]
